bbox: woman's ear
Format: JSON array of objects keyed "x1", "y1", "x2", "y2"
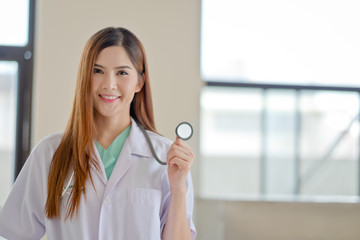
[{"x1": 135, "y1": 73, "x2": 145, "y2": 93}]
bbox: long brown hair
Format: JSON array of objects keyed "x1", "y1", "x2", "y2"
[{"x1": 45, "y1": 27, "x2": 156, "y2": 219}]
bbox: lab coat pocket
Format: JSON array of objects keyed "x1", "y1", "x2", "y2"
[{"x1": 126, "y1": 188, "x2": 162, "y2": 240}]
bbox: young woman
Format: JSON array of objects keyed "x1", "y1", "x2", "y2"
[{"x1": 0, "y1": 27, "x2": 196, "y2": 239}]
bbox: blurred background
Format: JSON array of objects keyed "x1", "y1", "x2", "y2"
[{"x1": 1, "y1": 0, "x2": 360, "y2": 239}]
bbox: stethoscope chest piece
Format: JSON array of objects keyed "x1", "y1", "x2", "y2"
[{"x1": 175, "y1": 122, "x2": 193, "y2": 141}]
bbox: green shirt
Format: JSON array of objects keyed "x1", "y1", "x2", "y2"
[{"x1": 95, "y1": 126, "x2": 131, "y2": 179}]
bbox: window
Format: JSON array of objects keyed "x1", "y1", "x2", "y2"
[
  {"x1": 201, "y1": 0, "x2": 360, "y2": 87},
  {"x1": 200, "y1": 0, "x2": 360, "y2": 201},
  {"x1": 0, "y1": 0, "x2": 34, "y2": 207},
  {"x1": 0, "y1": 0, "x2": 30, "y2": 46}
]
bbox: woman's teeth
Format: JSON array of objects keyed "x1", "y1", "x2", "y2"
[{"x1": 101, "y1": 95, "x2": 119, "y2": 100}]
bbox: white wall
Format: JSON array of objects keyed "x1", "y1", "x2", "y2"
[
  {"x1": 32, "y1": 0, "x2": 360, "y2": 240},
  {"x1": 197, "y1": 199, "x2": 360, "y2": 240},
  {"x1": 33, "y1": 0, "x2": 202, "y2": 144}
]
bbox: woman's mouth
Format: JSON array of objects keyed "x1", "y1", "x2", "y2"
[{"x1": 99, "y1": 94, "x2": 120, "y2": 103}]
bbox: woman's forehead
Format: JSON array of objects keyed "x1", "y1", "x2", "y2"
[{"x1": 95, "y1": 46, "x2": 134, "y2": 69}]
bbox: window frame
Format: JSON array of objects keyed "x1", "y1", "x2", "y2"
[
  {"x1": 203, "y1": 81, "x2": 360, "y2": 197},
  {"x1": 0, "y1": 0, "x2": 35, "y2": 179}
]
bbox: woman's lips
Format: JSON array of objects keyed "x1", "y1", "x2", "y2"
[{"x1": 99, "y1": 94, "x2": 120, "y2": 103}]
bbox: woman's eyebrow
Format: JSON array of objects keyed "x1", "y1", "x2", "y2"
[
  {"x1": 94, "y1": 63, "x2": 132, "y2": 70},
  {"x1": 115, "y1": 65, "x2": 132, "y2": 70},
  {"x1": 94, "y1": 63, "x2": 104, "y2": 68}
]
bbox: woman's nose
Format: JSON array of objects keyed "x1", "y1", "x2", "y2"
[{"x1": 102, "y1": 73, "x2": 117, "y2": 90}]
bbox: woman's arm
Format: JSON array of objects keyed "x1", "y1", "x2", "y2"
[
  {"x1": 0, "y1": 138, "x2": 49, "y2": 239},
  {"x1": 162, "y1": 138, "x2": 194, "y2": 240},
  {"x1": 162, "y1": 188, "x2": 192, "y2": 240}
]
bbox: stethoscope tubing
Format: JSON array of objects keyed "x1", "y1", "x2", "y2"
[{"x1": 138, "y1": 124, "x2": 167, "y2": 165}]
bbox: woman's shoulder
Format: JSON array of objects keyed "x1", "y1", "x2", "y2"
[
  {"x1": 30, "y1": 133, "x2": 63, "y2": 158},
  {"x1": 145, "y1": 130, "x2": 173, "y2": 147},
  {"x1": 34, "y1": 132, "x2": 63, "y2": 147},
  {"x1": 142, "y1": 130, "x2": 173, "y2": 159},
  {"x1": 18, "y1": 133, "x2": 64, "y2": 176}
]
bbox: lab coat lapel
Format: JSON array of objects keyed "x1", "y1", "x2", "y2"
[
  {"x1": 90, "y1": 142, "x2": 108, "y2": 185},
  {"x1": 103, "y1": 138, "x2": 133, "y2": 197}
]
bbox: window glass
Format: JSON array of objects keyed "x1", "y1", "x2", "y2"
[
  {"x1": 200, "y1": 88, "x2": 262, "y2": 197},
  {"x1": 0, "y1": 61, "x2": 18, "y2": 206},
  {"x1": 265, "y1": 89, "x2": 297, "y2": 196},
  {"x1": 0, "y1": 0, "x2": 29, "y2": 46},
  {"x1": 300, "y1": 91, "x2": 359, "y2": 196},
  {"x1": 200, "y1": 86, "x2": 359, "y2": 199},
  {"x1": 201, "y1": 0, "x2": 360, "y2": 87}
]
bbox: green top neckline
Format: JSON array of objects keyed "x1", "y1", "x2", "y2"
[{"x1": 95, "y1": 125, "x2": 131, "y2": 179}]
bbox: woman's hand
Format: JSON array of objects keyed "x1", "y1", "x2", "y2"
[
  {"x1": 166, "y1": 137, "x2": 195, "y2": 193},
  {"x1": 163, "y1": 137, "x2": 194, "y2": 240}
]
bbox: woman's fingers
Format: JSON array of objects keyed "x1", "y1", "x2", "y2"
[
  {"x1": 167, "y1": 157, "x2": 192, "y2": 171},
  {"x1": 167, "y1": 139, "x2": 194, "y2": 166},
  {"x1": 166, "y1": 138, "x2": 195, "y2": 191},
  {"x1": 167, "y1": 147, "x2": 191, "y2": 164}
]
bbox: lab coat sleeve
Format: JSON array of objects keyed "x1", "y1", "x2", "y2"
[
  {"x1": 0, "y1": 138, "x2": 50, "y2": 240},
  {"x1": 160, "y1": 171, "x2": 197, "y2": 239}
]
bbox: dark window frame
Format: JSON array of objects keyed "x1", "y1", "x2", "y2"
[{"x1": 0, "y1": 0, "x2": 35, "y2": 179}]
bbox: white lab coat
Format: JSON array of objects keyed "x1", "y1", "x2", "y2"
[{"x1": 0, "y1": 119, "x2": 196, "y2": 240}]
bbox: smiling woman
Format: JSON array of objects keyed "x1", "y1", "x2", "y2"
[{"x1": 0, "y1": 27, "x2": 196, "y2": 240}]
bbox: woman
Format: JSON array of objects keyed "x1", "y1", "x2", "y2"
[{"x1": 0, "y1": 27, "x2": 196, "y2": 239}]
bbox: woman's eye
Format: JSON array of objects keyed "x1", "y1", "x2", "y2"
[
  {"x1": 117, "y1": 70, "x2": 128, "y2": 76},
  {"x1": 93, "y1": 68, "x2": 103, "y2": 74}
]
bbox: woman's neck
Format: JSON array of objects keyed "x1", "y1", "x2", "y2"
[{"x1": 94, "y1": 115, "x2": 131, "y2": 149}]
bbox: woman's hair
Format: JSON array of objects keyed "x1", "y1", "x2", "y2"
[{"x1": 45, "y1": 27, "x2": 156, "y2": 219}]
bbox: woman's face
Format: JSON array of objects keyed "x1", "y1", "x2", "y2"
[{"x1": 92, "y1": 46, "x2": 143, "y2": 122}]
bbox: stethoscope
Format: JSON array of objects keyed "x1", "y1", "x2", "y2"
[
  {"x1": 138, "y1": 121, "x2": 193, "y2": 165},
  {"x1": 62, "y1": 122, "x2": 193, "y2": 197}
]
